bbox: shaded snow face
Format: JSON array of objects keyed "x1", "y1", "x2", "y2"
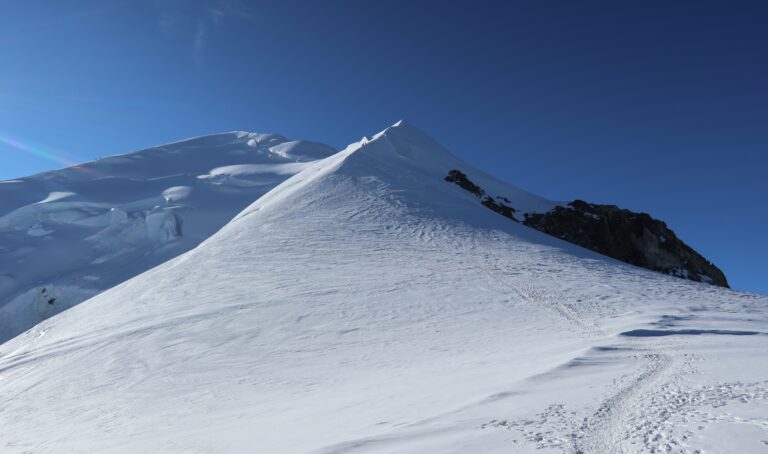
[{"x1": 0, "y1": 131, "x2": 335, "y2": 343}]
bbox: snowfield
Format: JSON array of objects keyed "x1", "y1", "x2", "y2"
[{"x1": 0, "y1": 121, "x2": 766, "y2": 453}]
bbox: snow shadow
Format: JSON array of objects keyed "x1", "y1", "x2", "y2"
[{"x1": 620, "y1": 329, "x2": 761, "y2": 337}]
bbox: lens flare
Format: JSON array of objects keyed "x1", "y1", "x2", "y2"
[{"x1": 0, "y1": 132, "x2": 78, "y2": 168}]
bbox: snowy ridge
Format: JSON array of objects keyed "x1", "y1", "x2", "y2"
[
  {"x1": 0, "y1": 121, "x2": 766, "y2": 453},
  {"x1": 235, "y1": 120, "x2": 557, "y2": 223}
]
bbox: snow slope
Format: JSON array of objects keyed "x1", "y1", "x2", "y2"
[
  {"x1": 0, "y1": 121, "x2": 766, "y2": 453},
  {"x1": 0, "y1": 132, "x2": 336, "y2": 342}
]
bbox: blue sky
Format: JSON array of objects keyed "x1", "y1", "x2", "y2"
[{"x1": 1, "y1": 0, "x2": 766, "y2": 294}]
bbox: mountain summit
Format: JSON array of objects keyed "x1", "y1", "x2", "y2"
[{"x1": 0, "y1": 122, "x2": 762, "y2": 453}]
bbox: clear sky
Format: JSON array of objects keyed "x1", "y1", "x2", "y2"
[{"x1": 1, "y1": 1, "x2": 766, "y2": 294}]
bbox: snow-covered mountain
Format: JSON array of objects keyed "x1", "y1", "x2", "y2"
[
  {"x1": 0, "y1": 123, "x2": 728, "y2": 344},
  {"x1": 0, "y1": 132, "x2": 335, "y2": 342},
  {"x1": 0, "y1": 121, "x2": 765, "y2": 453}
]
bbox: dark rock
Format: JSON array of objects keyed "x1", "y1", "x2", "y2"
[
  {"x1": 445, "y1": 170, "x2": 485, "y2": 197},
  {"x1": 446, "y1": 169, "x2": 518, "y2": 220},
  {"x1": 523, "y1": 200, "x2": 729, "y2": 287},
  {"x1": 481, "y1": 197, "x2": 518, "y2": 222}
]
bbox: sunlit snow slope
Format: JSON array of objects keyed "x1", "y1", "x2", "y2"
[
  {"x1": 0, "y1": 122, "x2": 766, "y2": 453},
  {"x1": 0, "y1": 132, "x2": 335, "y2": 342}
]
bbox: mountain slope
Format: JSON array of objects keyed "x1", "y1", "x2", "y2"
[
  {"x1": 0, "y1": 123, "x2": 728, "y2": 344},
  {"x1": 0, "y1": 132, "x2": 335, "y2": 342},
  {"x1": 0, "y1": 121, "x2": 765, "y2": 453}
]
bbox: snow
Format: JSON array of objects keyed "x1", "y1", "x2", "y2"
[
  {"x1": 0, "y1": 131, "x2": 336, "y2": 342},
  {"x1": 0, "y1": 121, "x2": 766, "y2": 453}
]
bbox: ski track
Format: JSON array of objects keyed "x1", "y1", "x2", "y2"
[
  {"x1": 575, "y1": 342, "x2": 683, "y2": 453},
  {"x1": 479, "y1": 343, "x2": 682, "y2": 453},
  {"x1": 482, "y1": 336, "x2": 768, "y2": 453}
]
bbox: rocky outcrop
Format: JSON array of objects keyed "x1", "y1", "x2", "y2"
[
  {"x1": 445, "y1": 170, "x2": 729, "y2": 287},
  {"x1": 445, "y1": 170, "x2": 485, "y2": 197},
  {"x1": 445, "y1": 170, "x2": 519, "y2": 220},
  {"x1": 523, "y1": 200, "x2": 728, "y2": 287},
  {"x1": 481, "y1": 197, "x2": 518, "y2": 220}
]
